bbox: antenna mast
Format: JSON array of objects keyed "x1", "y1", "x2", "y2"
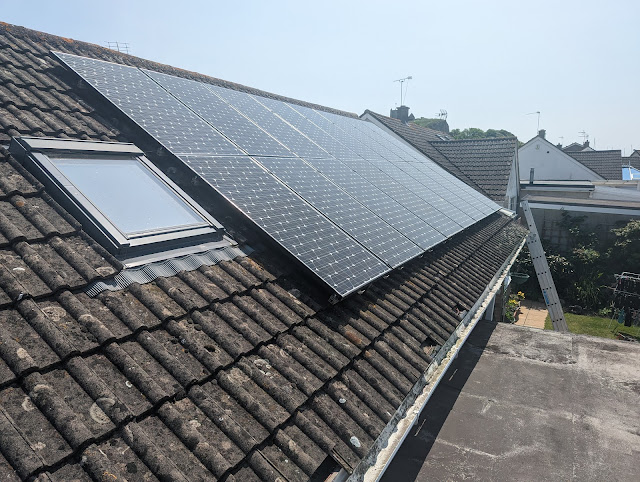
[
  {"x1": 106, "y1": 41, "x2": 130, "y2": 54},
  {"x1": 393, "y1": 76, "x2": 412, "y2": 106},
  {"x1": 579, "y1": 131, "x2": 589, "y2": 143},
  {"x1": 526, "y1": 111, "x2": 541, "y2": 134}
]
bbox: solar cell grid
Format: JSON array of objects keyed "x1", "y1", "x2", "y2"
[
  {"x1": 54, "y1": 52, "x2": 242, "y2": 156},
  {"x1": 304, "y1": 158, "x2": 445, "y2": 248},
  {"x1": 212, "y1": 89, "x2": 330, "y2": 159},
  {"x1": 144, "y1": 70, "x2": 292, "y2": 157},
  {"x1": 182, "y1": 155, "x2": 390, "y2": 294},
  {"x1": 255, "y1": 157, "x2": 422, "y2": 267}
]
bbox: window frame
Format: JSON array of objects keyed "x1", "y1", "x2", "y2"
[{"x1": 10, "y1": 137, "x2": 224, "y2": 259}]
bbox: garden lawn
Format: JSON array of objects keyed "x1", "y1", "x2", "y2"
[{"x1": 545, "y1": 313, "x2": 640, "y2": 341}]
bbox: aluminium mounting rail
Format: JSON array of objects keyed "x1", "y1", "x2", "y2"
[{"x1": 521, "y1": 200, "x2": 568, "y2": 331}]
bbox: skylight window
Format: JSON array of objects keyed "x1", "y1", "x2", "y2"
[{"x1": 10, "y1": 137, "x2": 224, "y2": 259}]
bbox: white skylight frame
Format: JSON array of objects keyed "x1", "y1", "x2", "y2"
[{"x1": 10, "y1": 137, "x2": 224, "y2": 259}]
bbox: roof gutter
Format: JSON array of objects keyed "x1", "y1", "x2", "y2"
[{"x1": 335, "y1": 233, "x2": 527, "y2": 482}]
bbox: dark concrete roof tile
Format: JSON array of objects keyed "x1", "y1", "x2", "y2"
[
  {"x1": 39, "y1": 367, "x2": 116, "y2": 438},
  {"x1": 0, "y1": 403, "x2": 51, "y2": 479},
  {"x1": 278, "y1": 331, "x2": 340, "y2": 383},
  {"x1": 256, "y1": 343, "x2": 323, "y2": 397},
  {"x1": 22, "y1": 371, "x2": 94, "y2": 449},
  {"x1": 195, "y1": 379, "x2": 271, "y2": 445},
  {"x1": 155, "y1": 276, "x2": 209, "y2": 312},
  {"x1": 0, "y1": 152, "x2": 42, "y2": 198},
  {"x1": 164, "y1": 318, "x2": 234, "y2": 374},
  {"x1": 240, "y1": 354, "x2": 307, "y2": 414},
  {"x1": 127, "y1": 282, "x2": 187, "y2": 321},
  {"x1": 0, "y1": 308, "x2": 59, "y2": 378},
  {"x1": 233, "y1": 294, "x2": 289, "y2": 336},
  {"x1": 16, "y1": 299, "x2": 80, "y2": 360},
  {"x1": 217, "y1": 365, "x2": 290, "y2": 430},
  {"x1": 84, "y1": 436, "x2": 158, "y2": 482},
  {"x1": 176, "y1": 269, "x2": 229, "y2": 303},
  {"x1": 325, "y1": 380, "x2": 386, "y2": 439},
  {"x1": 191, "y1": 310, "x2": 254, "y2": 360},
  {"x1": 120, "y1": 420, "x2": 197, "y2": 481},
  {"x1": 198, "y1": 263, "x2": 246, "y2": 296},
  {"x1": 81, "y1": 353, "x2": 151, "y2": 418},
  {"x1": 339, "y1": 368, "x2": 395, "y2": 423}
]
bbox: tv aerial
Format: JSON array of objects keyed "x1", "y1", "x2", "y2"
[
  {"x1": 393, "y1": 76, "x2": 412, "y2": 106},
  {"x1": 436, "y1": 109, "x2": 448, "y2": 120},
  {"x1": 526, "y1": 111, "x2": 541, "y2": 133}
]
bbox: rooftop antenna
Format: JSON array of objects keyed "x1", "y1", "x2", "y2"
[
  {"x1": 526, "y1": 111, "x2": 541, "y2": 134},
  {"x1": 579, "y1": 130, "x2": 589, "y2": 143},
  {"x1": 106, "y1": 41, "x2": 130, "y2": 54},
  {"x1": 436, "y1": 109, "x2": 448, "y2": 121},
  {"x1": 393, "y1": 76, "x2": 412, "y2": 106}
]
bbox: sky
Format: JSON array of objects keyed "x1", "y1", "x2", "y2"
[{"x1": 3, "y1": 0, "x2": 638, "y2": 152}]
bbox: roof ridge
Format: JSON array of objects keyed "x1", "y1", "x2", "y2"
[{"x1": 0, "y1": 22, "x2": 359, "y2": 119}]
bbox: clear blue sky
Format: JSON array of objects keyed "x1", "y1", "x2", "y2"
[{"x1": 4, "y1": 0, "x2": 638, "y2": 151}]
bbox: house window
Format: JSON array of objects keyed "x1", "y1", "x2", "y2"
[{"x1": 10, "y1": 137, "x2": 224, "y2": 260}]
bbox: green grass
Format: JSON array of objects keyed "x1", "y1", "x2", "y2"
[{"x1": 545, "y1": 313, "x2": 640, "y2": 341}]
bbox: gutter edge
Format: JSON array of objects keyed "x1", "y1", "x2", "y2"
[{"x1": 339, "y1": 234, "x2": 527, "y2": 482}]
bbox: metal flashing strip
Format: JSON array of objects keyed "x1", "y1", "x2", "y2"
[
  {"x1": 85, "y1": 244, "x2": 248, "y2": 297},
  {"x1": 342, "y1": 235, "x2": 527, "y2": 482},
  {"x1": 527, "y1": 201, "x2": 640, "y2": 216}
]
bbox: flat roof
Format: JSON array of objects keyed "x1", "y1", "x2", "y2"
[{"x1": 382, "y1": 321, "x2": 640, "y2": 481}]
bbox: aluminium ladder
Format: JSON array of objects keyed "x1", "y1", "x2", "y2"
[{"x1": 521, "y1": 200, "x2": 568, "y2": 331}]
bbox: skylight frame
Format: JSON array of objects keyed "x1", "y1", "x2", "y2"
[{"x1": 10, "y1": 137, "x2": 224, "y2": 259}]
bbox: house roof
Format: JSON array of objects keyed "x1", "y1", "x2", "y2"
[
  {"x1": 429, "y1": 138, "x2": 518, "y2": 203},
  {"x1": 562, "y1": 142, "x2": 586, "y2": 152},
  {"x1": 362, "y1": 110, "x2": 517, "y2": 202},
  {"x1": 566, "y1": 150, "x2": 623, "y2": 180},
  {"x1": 0, "y1": 23, "x2": 527, "y2": 481}
]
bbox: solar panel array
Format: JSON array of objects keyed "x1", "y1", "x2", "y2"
[{"x1": 55, "y1": 52, "x2": 501, "y2": 297}]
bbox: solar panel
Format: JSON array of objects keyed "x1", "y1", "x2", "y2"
[
  {"x1": 209, "y1": 87, "x2": 330, "y2": 159},
  {"x1": 55, "y1": 52, "x2": 502, "y2": 299},
  {"x1": 254, "y1": 156, "x2": 423, "y2": 267},
  {"x1": 181, "y1": 155, "x2": 389, "y2": 294},
  {"x1": 144, "y1": 70, "x2": 292, "y2": 157},
  {"x1": 305, "y1": 157, "x2": 447, "y2": 248},
  {"x1": 53, "y1": 52, "x2": 242, "y2": 157}
]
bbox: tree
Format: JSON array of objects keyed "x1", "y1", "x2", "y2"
[
  {"x1": 513, "y1": 214, "x2": 640, "y2": 312},
  {"x1": 411, "y1": 117, "x2": 450, "y2": 133},
  {"x1": 449, "y1": 127, "x2": 517, "y2": 140}
]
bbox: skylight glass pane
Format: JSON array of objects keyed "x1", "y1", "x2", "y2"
[{"x1": 53, "y1": 157, "x2": 205, "y2": 235}]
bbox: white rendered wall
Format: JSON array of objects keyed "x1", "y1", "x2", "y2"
[{"x1": 518, "y1": 137, "x2": 603, "y2": 181}]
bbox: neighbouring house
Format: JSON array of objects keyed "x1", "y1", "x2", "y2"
[
  {"x1": 0, "y1": 23, "x2": 527, "y2": 482},
  {"x1": 519, "y1": 132, "x2": 638, "y2": 251},
  {"x1": 562, "y1": 140, "x2": 594, "y2": 152},
  {"x1": 361, "y1": 110, "x2": 520, "y2": 211}
]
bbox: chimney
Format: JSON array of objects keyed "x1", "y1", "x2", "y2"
[
  {"x1": 538, "y1": 129, "x2": 546, "y2": 139},
  {"x1": 583, "y1": 139, "x2": 590, "y2": 148},
  {"x1": 390, "y1": 105, "x2": 412, "y2": 123},
  {"x1": 529, "y1": 168, "x2": 535, "y2": 184}
]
